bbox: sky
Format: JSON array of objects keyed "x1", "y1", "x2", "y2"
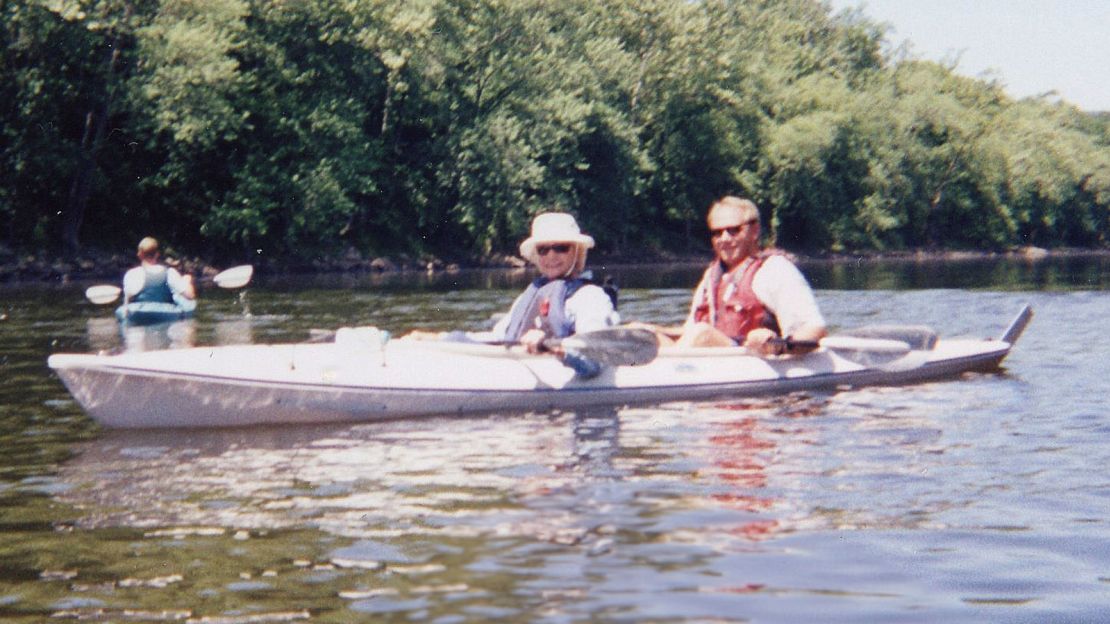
[{"x1": 827, "y1": 0, "x2": 1110, "y2": 111}]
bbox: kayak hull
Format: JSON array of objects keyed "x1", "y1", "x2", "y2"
[
  {"x1": 114, "y1": 300, "x2": 196, "y2": 325},
  {"x1": 49, "y1": 320, "x2": 1023, "y2": 430}
]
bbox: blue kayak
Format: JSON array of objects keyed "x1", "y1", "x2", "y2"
[{"x1": 114, "y1": 300, "x2": 197, "y2": 325}]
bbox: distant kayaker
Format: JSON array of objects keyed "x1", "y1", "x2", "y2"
[
  {"x1": 406, "y1": 212, "x2": 619, "y2": 354},
  {"x1": 122, "y1": 237, "x2": 196, "y2": 305},
  {"x1": 637, "y1": 196, "x2": 826, "y2": 355}
]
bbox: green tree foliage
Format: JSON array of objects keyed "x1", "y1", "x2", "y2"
[
  {"x1": 195, "y1": 0, "x2": 387, "y2": 260},
  {"x1": 2, "y1": 1, "x2": 90, "y2": 248},
  {"x1": 992, "y1": 101, "x2": 1110, "y2": 246},
  {"x1": 2, "y1": 0, "x2": 1108, "y2": 264}
]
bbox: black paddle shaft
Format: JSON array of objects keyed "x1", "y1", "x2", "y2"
[{"x1": 767, "y1": 337, "x2": 820, "y2": 355}]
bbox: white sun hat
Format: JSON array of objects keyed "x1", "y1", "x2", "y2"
[{"x1": 518, "y1": 212, "x2": 595, "y2": 263}]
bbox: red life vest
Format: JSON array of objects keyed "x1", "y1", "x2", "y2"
[{"x1": 693, "y1": 252, "x2": 781, "y2": 341}]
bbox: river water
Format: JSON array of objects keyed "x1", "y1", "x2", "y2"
[{"x1": 1, "y1": 255, "x2": 1108, "y2": 622}]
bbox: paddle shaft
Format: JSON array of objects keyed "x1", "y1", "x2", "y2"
[
  {"x1": 766, "y1": 336, "x2": 820, "y2": 355},
  {"x1": 484, "y1": 337, "x2": 570, "y2": 352},
  {"x1": 769, "y1": 335, "x2": 914, "y2": 353}
]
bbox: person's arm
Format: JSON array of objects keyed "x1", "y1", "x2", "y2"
[
  {"x1": 565, "y1": 285, "x2": 618, "y2": 334},
  {"x1": 743, "y1": 325, "x2": 826, "y2": 355},
  {"x1": 673, "y1": 266, "x2": 736, "y2": 348},
  {"x1": 122, "y1": 267, "x2": 145, "y2": 297},
  {"x1": 518, "y1": 328, "x2": 548, "y2": 353},
  {"x1": 166, "y1": 268, "x2": 196, "y2": 300},
  {"x1": 785, "y1": 322, "x2": 827, "y2": 344},
  {"x1": 683, "y1": 269, "x2": 713, "y2": 329},
  {"x1": 749, "y1": 256, "x2": 827, "y2": 355}
]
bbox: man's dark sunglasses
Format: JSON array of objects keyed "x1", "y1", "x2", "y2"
[{"x1": 710, "y1": 219, "x2": 758, "y2": 239}]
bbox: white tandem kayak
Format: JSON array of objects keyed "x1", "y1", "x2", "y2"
[{"x1": 48, "y1": 306, "x2": 1032, "y2": 429}]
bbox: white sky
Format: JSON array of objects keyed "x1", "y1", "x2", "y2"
[{"x1": 827, "y1": 0, "x2": 1110, "y2": 111}]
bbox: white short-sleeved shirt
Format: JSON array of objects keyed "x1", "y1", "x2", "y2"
[{"x1": 751, "y1": 255, "x2": 825, "y2": 336}]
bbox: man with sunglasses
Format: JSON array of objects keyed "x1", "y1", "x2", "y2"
[{"x1": 678, "y1": 196, "x2": 826, "y2": 354}]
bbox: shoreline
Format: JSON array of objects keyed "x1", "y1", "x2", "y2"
[{"x1": 0, "y1": 245, "x2": 1106, "y2": 286}]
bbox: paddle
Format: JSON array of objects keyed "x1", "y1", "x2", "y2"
[
  {"x1": 769, "y1": 335, "x2": 926, "y2": 372},
  {"x1": 211, "y1": 264, "x2": 253, "y2": 288},
  {"x1": 462, "y1": 327, "x2": 660, "y2": 379},
  {"x1": 84, "y1": 264, "x2": 254, "y2": 304},
  {"x1": 85, "y1": 284, "x2": 124, "y2": 304},
  {"x1": 544, "y1": 327, "x2": 660, "y2": 372}
]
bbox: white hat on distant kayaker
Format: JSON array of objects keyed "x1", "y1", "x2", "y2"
[{"x1": 519, "y1": 212, "x2": 595, "y2": 265}]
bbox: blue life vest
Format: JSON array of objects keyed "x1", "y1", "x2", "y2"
[
  {"x1": 131, "y1": 266, "x2": 175, "y2": 304},
  {"x1": 501, "y1": 272, "x2": 597, "y2": 342}
]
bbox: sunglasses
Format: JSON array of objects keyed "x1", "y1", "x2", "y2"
[
  {"x1": 710, "y1": 219, "x2": 758, "y2": 239},
  {"x1": 536, "y1": 243, "x2": 574, "y2": 256}
]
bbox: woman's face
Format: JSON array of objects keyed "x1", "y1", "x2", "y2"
[{"x1": 534, "y1": 242, "x2": 578, "y2": 280}]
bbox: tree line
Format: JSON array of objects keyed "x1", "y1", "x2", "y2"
[{"x1": 3, "y1": 0, "x2": 1109, "y2": 267}]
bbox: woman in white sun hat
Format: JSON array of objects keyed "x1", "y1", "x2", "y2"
[
  {"x1": 409, "y1": 212, "x2": 619, "y2": 355},
  {"x1": 492, "y1": 212, "x2": 619, "y2": 352}
]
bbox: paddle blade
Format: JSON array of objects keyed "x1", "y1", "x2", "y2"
[
  {"x1": 213, "y1": 265, "x2": 253, "y2": 289},
  {"x1": 85, "y1": 285, "x2": 122, "y2": 304},
  {"x1": 820, "y1": 335, "x2": 911, "y2": 355},
  {"x1": 837, "y1": 325, "x2": 938, "y2": 350},
  {"x1": 820, "y1": 335, "x2": 919, "y2": 371},
  {"x1": 558, "y1": 328, "x2": 660, "y2": 367}
]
